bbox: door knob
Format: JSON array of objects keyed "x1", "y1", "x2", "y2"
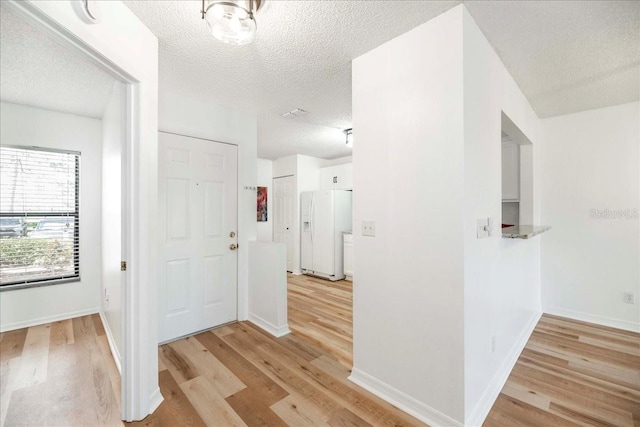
[
  {"x1": 229, "y1": 243, "x2": 238, "y2": 250},
  {"x1": 229, "y1": 231, "x2": 236, "y2": 238}
]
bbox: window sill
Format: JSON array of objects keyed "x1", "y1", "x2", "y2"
[{"x1": 0, "y1": 276, "x2": 81, "y2": 292}]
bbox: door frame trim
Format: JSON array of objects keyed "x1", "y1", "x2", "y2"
[{"x1": 3, "y1": 1, "x2": 160, "y2": 421}]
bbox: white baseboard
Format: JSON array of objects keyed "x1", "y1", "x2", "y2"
[
  {"x1": 544, "y1": 306, "x2": 639, "y2": 333},
  {"x1": 465, "y1": 310, "x2": 541, "y2": 427},
  {"x1": 148, "y1": 387, "x2": 164, "y2": 414},
  {"x1": 248, "y1": 313, "x2": 291, "y2": 338},
  {"x1": 98, "y1": 311, "x2": 122, "y2": 374},
  {"x1": 348, "y1": 368, "x2": 463, "y2": 427},
  {"x1": 0, "y1": 307, "x2": 99, "y2": 332}
]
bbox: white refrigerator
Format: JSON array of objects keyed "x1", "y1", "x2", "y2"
[{"x1": 300, "y1": 190, "x2": 352, "y2": 281}]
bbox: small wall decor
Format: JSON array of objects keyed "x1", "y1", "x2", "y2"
[{"x1": 257, "y1": 186, "x2": 268, "y2": 222}]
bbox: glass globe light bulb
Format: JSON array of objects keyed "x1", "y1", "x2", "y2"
[
  {"x1": 229, "y1": 16, "x2": 241, "y2": 32},
  {"x1": 210, "y1": 4, "x2": 224, "y2": 20},
  {"x1": 205, "y1": 2, "x2": 257, "y2": 46}
]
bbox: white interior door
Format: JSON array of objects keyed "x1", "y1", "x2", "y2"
[
  {"x1": 158, "y1": 132, "x2": 238, "y2": 343},
  {"x1": 273, "y1": 176, "x2": 294, "y2": 272}
]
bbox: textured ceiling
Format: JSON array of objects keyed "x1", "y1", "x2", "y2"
[
  {"x1": 465, "y1": 0, "x2": 640, "y2": 119},
  {"x1": 0, "y1": 6, "x2": 115, "y2": 119},
  {"x1": 123, "y1": 0, "x2": 461, "y2": 159},
  {"x1": 3, "y1": 1, "x2": 635, "y2": 157},
  {"x1": 124, "y1": 0, "x2": 639, "y2": 160}
]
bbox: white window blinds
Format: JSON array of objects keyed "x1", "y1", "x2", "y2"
[{"x1": 0, "y1": 146, "x2": 80, "y2": 288}]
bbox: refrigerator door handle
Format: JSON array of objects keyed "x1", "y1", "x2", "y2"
[{"x1": 310, "y1": 194, "x2": 314, "y2": 242}]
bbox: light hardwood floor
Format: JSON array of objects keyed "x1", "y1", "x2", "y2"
[
  {"x1": 485, "y1": 314, "x2": 640, "y2": 426},
  {"x1": 287, "y1": 273, "x2": 353, "y2": 368},
  {"x1": 290, "y1": 276, "x2": 640, "y2": 426},
  {"x1": 128, "y1": 321, "x2": 423, "y2": 426},
  {"x1": 2, "y1": 279, "x2": 638, "y2": 426},
  {"x1": 0, "y1": 314, "x2": 122, "y2": 427}
]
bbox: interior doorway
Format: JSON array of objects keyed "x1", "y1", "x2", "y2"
[
  {"x1": 273, "y1": 175, "x2": 295, "y2": 272},
  {"x1": 3, "y1": 1, "x2": 161, "y2": 421}
]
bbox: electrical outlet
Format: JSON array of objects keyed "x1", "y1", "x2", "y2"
[
  {"x1": 362, "y1": 220, "x2": 375, "y2": 237},
  {"x1": 623, "y1": 292, "x2": 636, "y2": 304},
  {"x1": 490, "y1": 335, "x2": 496, "y2": 353}
]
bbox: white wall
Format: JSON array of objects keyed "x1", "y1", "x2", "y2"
[
  {"x1": 248, "y1": 241, "x2": 289, "y2": 336},
  {"x1": 0, "y1": 102, "x2": 102, "y2": 330},
  {"x1": 461, "y1": 9, "x2": 542, "y2": 425},
  {"x1": 272, "y1": 154, "x2": 296, "y2": 178},
  {"x1": 541, "y1": 101, "x2": 640, "y2": 332},
  {"x1": 101, "y1": 81, "x2": 125, "y2": 366},
  {"x1": 16, "y1": 0, "x2": 161, "y2": 419},
  {"x1": 351, "y1": 6, "x2": 548, "y2": 425},
  {"x1": 323, "y1": 156, "x2": 352, "y2": 167},
  {"x1": 158, "y1": 89, "x2": 257, "y2": 320},
  {"x1": 256, "y1": 158, "x2": 273, "y2": 242},
  {"x1": 297, "y1": 155, "x2": 323, "y2": 193},
  {"x1": 351, "y1": 7, "x2": 466, "y2": 425}
]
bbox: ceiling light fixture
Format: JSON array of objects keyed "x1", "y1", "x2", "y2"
[
  {"x1": 344, "y1": 128, "x2": 353, "y2": 147},
  {"x1": 201, "y1": 0, "x2": 264, "y2": 46}
]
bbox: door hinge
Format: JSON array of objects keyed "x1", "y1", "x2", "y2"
[{"x1": 121, "y1": 261, "x2": 127, "y2": 271}]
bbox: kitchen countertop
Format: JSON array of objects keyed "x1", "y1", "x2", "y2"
[{"x1": 502, "y1": 225, "x2": 551, "y2": 239}]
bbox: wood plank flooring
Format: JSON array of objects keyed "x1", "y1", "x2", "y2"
[
  {"x1": 128, "y1": 321, "x2": 423, "y2": 426},
  {"x1": 0, "y1": 314, "x2": 122, "y2": 427},
  {"x1": 287, "y1": 273, "x2": 353, "y2": 368},
  {"x1": 485, "y1": 314, "x2": 640, "y2": 426},
  {"x1": 2, "y1": 279, "x2": 638, "y2": 427}
]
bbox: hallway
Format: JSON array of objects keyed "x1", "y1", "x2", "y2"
[{"x1": 287, "y1": 273, "x2": 353, "y2": 368}]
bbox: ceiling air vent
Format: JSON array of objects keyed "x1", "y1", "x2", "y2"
[{"x1": 281, "y1": 108, "x2": 307, "y2": 118}]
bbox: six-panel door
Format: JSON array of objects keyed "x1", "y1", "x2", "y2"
[{"x1": 158, "y1": 132, "x2": 238, "y2": 343}]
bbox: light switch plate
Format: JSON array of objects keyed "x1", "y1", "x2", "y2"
[
  {"x1": 362, "y1": 220, "x2": 375, "y2": 237},
  {"x1": 477, "y1": 218, "x2": 489, "y2": 238}
]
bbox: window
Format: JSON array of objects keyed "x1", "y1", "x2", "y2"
[{"x1": 0, "y1": 146, "x2": 80, "y2": 289}]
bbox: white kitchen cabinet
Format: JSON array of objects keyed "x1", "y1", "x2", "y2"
[
  {"x1": 502, "y1": 140, "x2": 519, "y2": 201},
  {"x1": 320, "y1": 163, "x2": 353, "y2": 190},
  {"x1": 319, "y1": 167, "x2": 333, "y2": 189},
  {"x1": 343, "y1": 233, "x2": 353, "y2": 281}
]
